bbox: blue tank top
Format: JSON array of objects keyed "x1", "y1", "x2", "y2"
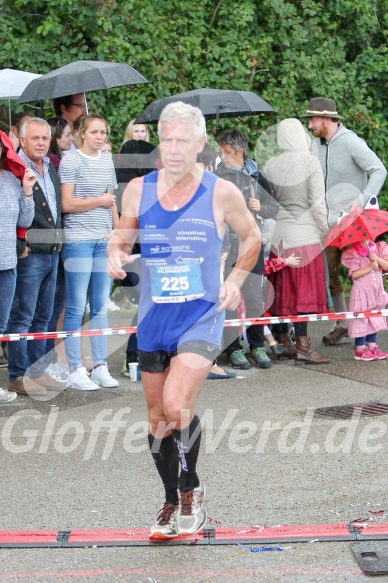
[{"x1": 137, "y1": 170, "x2": 225, "y2": 352}]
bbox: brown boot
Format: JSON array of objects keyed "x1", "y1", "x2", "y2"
[
  {"x1": 9, "y1": 376, "x2": 47, "y2": 397},
  {"x1": 322, "y1": 325, "x2": 348, "y2": 345},
  {"x1": 294, "y1": 336, "x2": 330, "y2": 365},
  {"x1": 277, "y1": 333, "x2": 296, "y2": 359}
]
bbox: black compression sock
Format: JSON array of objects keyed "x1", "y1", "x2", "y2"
[
  {"x1": 172, "y1": 415, "x2": 202, "y2": 492},
  {"x1": 148, "y1": 433, "x2": 179, "y2": 505}
]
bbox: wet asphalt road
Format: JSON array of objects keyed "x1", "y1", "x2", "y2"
[{"x1": 0, "y1": 312, "x2": 387, "y2": 582}]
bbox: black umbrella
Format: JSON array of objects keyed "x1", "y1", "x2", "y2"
[
  {"x1": 134, "y1": 88, "x2": 274, "y2": 124},
  {"x1": 18, "y1": 60, "x2": 148, "y2": 103}
]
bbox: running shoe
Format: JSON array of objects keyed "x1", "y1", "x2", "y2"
[
  {"x1": 67, "y1": 368, "x2": 100, "y2": 391},
  {"x1": 91, "y1": 364, "x2": 119, "y2": 388},
  {"x1": 227, "y1": 349, "x2": 251, "y2": 370},
  {"x1": 0, "y1": 388, "x2": 17, "y2": 403},
  {"x1": 177, "y1": 481, "x2": 207, "y2": 536},
  {"x1": 120, "y1": 358, "x2": 131, "y2": 377},
  {"x1": 149, "y1": 503, "x2": 178, "y2": 540},
  {"x1": 354, "y1": 347, "x2": 377, "y2": 361},
  {"x1": 248, "y1": 346, "x2": 272, "y2": 368},
  {"x1": 46, "y1": 362, "x2": 69, "y2": 381},
  {"x1": 368, "y1": 345, "x2": 388, "y2": 360}
]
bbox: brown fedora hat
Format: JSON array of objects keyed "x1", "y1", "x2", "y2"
[{"x1": 300, "y1": 97, "x2": 344, "y2": 119}]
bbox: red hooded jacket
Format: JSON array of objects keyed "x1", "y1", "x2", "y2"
[{"x1": 0, "y1": 130, "x2": 28, "y2": 240}]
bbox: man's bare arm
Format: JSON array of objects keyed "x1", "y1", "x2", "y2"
[{"x1": 106, "y1": 177, "x2": 143, "y2": 279}]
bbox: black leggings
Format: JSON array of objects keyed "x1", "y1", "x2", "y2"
[{"x1": 273, "y1": 321, "x2": 308, "y2": 337}]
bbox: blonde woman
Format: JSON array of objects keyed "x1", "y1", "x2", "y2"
[
  {"x1": 121, "y1": 119, "x2": 149, "y2": 145},
  {"x1": 59, "y1": 113, "x2": 119, "y2": 390}
]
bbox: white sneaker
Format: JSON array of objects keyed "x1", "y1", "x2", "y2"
[
  {"x1": 107, "y1": 299, "x2": 121, "y2": 312},
  {"x1": 177, "y1": 481, "x2": 207, "y2": 536},
  {"x1": 0, "y1": 388, "x2": 17, "y2": 403},
  {"x1": 67, "y1": 367, "x2": 100, "y2": 391},
  {"x1": 149, "y1": 503, "x2": 179, "y2": 540},
  {"x1": 46, "y1": 362, "x2": 68, "y2": 381},
  {"x1": 91, "y1": 364, "x2": 119, "y2": 388}
]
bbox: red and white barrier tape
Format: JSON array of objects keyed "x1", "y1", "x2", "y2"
[{"x1": 0, "y1": 309, "x2": 387, "y2": 342}]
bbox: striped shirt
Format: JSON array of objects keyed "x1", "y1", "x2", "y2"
[
  {"x1": 59, "y1": 150, "x2": 117, "y2": 242},
  {"x1": 0, "y1": 170, "x2": 35, "y2": 269}
]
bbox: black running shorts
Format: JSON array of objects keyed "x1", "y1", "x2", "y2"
[{"x1": 139, "y1": 340, "x2": 220, "y2": 373}]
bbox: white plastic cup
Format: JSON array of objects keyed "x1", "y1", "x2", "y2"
[{"x1": 129, "y1": 362, "x2": 141, "y2": 381}]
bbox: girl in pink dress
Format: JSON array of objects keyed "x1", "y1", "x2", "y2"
[{"x1": 341, "y1": 240, "x2": 388, "y2": 361}]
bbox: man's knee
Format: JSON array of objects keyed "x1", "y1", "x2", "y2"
[{"x1": 149, "y1": 414, "x2": 176, "y2": 438}]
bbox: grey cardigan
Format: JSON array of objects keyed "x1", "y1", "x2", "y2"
[{"x1": 313, "y1": 125, "x2": 387, "y2": 227}]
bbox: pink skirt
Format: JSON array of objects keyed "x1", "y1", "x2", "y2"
[{"x1": 267, "y1": 244, "x2": 328, "y2": 315}]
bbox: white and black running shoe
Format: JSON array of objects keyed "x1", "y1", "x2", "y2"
[
  {"x1": 149, "y1": 503, "x2": 179, "y2": 540},
  {"x1": 177, "y1": 481, "x2": 207, "y2": 536}
]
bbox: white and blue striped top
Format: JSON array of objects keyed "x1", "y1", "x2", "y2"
[{"x1": 59, "y1": 150, "x2": 117, "y2": 242}]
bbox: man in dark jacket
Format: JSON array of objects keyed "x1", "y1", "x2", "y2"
[
  {"x1": 8, "y1": 117, "x2": 66, "y2": 397},
  {"x1": 216, "y1": 129, "x2": 278, "y2": 369},
  {"x1": 115, "y1": 138, "x2": 158, "y2": 214}
]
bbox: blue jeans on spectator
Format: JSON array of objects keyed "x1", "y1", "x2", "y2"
[
  {"x1": 0, "y1": 268, "x2": 16, "y2": 333},
  {"x1": 62, "y1": 239, "x2": 112, "y2": 371},
  {"x1": 7, "y1": 253, "x2": 59, "y2": 380},
  {"x1": 45, "y1": 257, "x2": 66, "y2": 365}
]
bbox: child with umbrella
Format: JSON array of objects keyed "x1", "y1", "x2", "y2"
[{"x1": 329, "y1": 209, "x2": 388, "y2": 361}]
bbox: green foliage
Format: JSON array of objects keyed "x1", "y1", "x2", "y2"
[{"x1": 0, "y1": 0, "x2": 387, "y2": 201}]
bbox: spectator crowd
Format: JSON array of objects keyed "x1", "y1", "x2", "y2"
[{"x1": 0, "y1": 94, "x2": 386, "y2": 406}]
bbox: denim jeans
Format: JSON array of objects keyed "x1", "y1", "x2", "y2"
[
  {"x1": 0, "y1": 267, "x2": 16, "y2": 333},
  {"x1": 7, "y1": 253, "x2": 59, "y2": 380},
  {"x1": 61, "y1": 239, "x2": 112, "y2": 370},
  {"x1": 45, "y1": 257, "x2": 66, "y2": 365}
]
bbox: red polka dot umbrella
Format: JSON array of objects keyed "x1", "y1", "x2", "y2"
[{"x1": 325, "y1": 209, "x2": 388, "y2": 249}]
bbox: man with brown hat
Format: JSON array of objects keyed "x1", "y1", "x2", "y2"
[{"x1": 301, "y1": 97, "x2": 387, "y2": 345}]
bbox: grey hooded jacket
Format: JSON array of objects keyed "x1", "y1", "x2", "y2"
[
  {"x1": 264, "y1": 118, "x2": 328, "y2": 251},
  {"x1": 312, "y1": 124, "x2": 387, "y2": 227}
]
